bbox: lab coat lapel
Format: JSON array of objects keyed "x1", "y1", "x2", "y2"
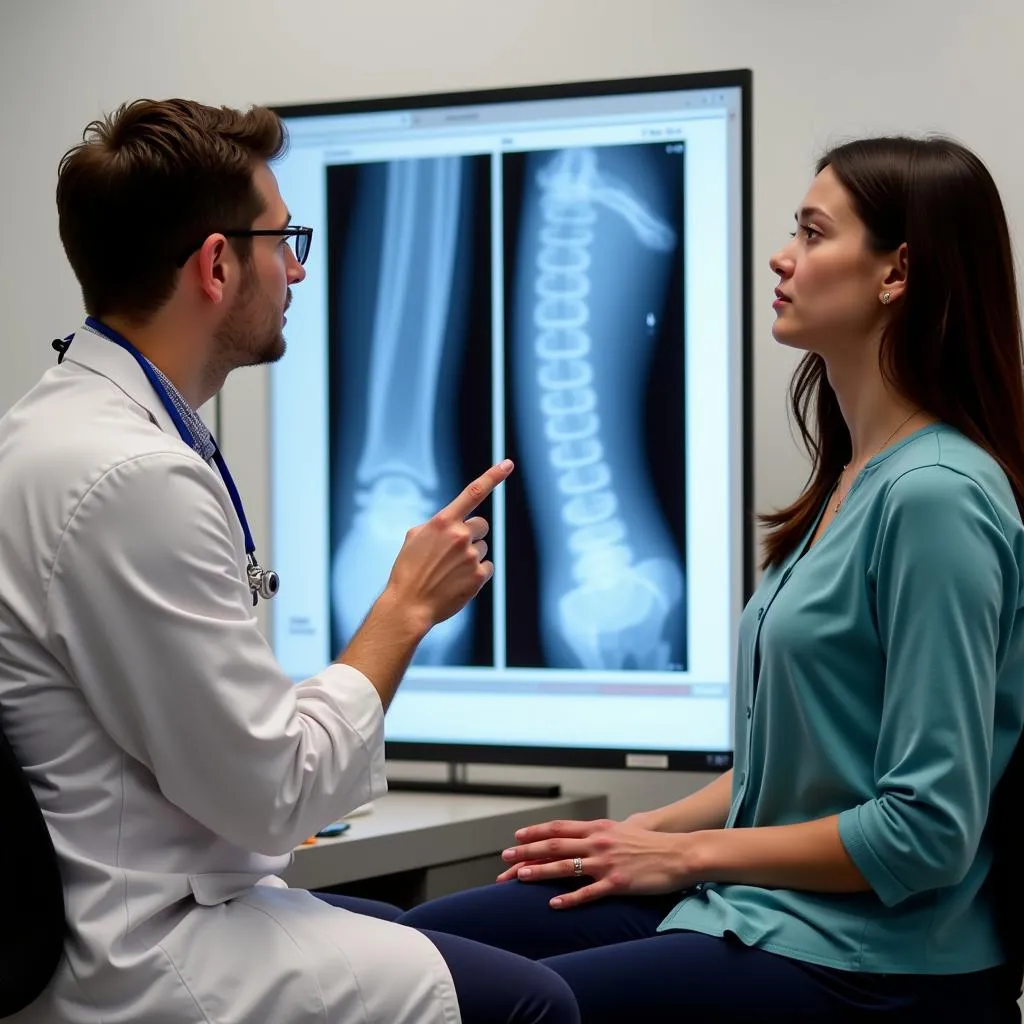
[{"x1": 62, "y1": 323, "x2": 191, "y2": 443}]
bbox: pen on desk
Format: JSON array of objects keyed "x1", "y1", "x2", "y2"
[{"x1": 316, "y1": 821, "x2": 352, "y2": 839}]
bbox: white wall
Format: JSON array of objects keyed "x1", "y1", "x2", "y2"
[{"x1": 3, "y1": 0, "x2": 1024, "y2": 818}]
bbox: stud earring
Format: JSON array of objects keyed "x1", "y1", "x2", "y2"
[{"x1": 881, "y1": 292, "x2": 891, "y2": 305}]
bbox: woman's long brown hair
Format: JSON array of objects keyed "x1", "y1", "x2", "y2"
[{"x1": 759, "y1": 137, "x2": 1024, "y2": 569}]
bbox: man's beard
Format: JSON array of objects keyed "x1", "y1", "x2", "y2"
[{"x1": 214, "y1": 272, "x2": 287, "y2": 371}]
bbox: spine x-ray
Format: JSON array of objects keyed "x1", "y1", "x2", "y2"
[{"x1": 326, "y1": 142, "x2": 687, "y2": 674}]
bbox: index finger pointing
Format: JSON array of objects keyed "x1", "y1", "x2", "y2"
[{"x1": 439, "y1": 460, "x2": 514, "y2": 521}]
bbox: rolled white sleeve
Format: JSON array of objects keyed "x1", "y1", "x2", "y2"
[{"x1": 44, "y1": 451, "x2": 387, "y2": 855}]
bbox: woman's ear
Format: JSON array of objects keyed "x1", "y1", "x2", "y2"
[{"x1": 880, "y1": 241, "x2": 909, "y2": 304}]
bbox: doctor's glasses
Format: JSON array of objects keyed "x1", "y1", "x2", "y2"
[{"x1": 175, "y1": 225, "x2": 313, "y2": 267}]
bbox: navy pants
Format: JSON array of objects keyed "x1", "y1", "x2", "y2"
[
  {"x1": 312, "y1": 891, "x2": 579, "y2": 1023},
  {"x1": 391, "y1": 880, "x2": 1015, "y2": 1023}
]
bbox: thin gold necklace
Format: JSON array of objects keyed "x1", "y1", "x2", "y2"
[{"x1": 833, "y1": 410, "x2": 921, "y2": 513}]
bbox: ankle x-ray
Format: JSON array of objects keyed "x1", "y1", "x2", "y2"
[{"x1": 325, "y1": 141, "x2": 687, "y2": 673}]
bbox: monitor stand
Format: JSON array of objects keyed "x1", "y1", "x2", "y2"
[{"x1": 387, "y1": 762, "x2": 562, "y2": 799}]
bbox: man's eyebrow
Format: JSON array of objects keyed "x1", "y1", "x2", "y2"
[{"x1": 279, "y1": 211, "x2": 292, "y2": 229}]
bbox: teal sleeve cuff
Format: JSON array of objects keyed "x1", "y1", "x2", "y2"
[{"x1": 837, "y1": 805, "x2": 913, "y2": 907}]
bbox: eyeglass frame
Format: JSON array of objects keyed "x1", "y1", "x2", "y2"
[{"x1": 175, "y1": 225, "x2": 313, "y2": 268}]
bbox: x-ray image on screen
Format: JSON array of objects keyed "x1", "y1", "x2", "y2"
[
  {"x1": 502, "y1": 142, "x2": 688, "y2": 672},
  {"x1": 326, "y1": 155, "x2": 494, "y2": 666}
]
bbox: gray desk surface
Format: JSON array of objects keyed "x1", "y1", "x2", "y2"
[{"x1": 281, "y1": 790, "x2": 608, "y2": 891}]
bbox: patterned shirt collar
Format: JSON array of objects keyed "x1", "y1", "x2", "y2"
[
  {"x1": 78, "y1": 320, "x2": 216, "y2": 461},
  {"x1": 147, "y1": 362, "x2": 216, "y2": 462}
]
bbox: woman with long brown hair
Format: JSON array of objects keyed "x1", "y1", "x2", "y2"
[{"x1": 398, "y1": 137, "x2": 1024, "y2": 1022}]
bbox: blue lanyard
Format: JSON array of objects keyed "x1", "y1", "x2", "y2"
[{"x1": 77, "y1": 318, "x2": 274, "y2": 602}]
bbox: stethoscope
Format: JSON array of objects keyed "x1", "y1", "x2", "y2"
[{"x1": 53, "y1": 318, "x2": 280, "y2": 606}]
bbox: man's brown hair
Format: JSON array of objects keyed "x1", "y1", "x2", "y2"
[{"x1": 56, "y1": 98, "x2": 286, "y2": 323}]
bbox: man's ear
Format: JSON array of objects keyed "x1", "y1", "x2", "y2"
[{"x1": 195, "y1": 234, "x2": 230, "y2": 306}]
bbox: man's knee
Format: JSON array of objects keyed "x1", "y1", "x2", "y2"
[
  {"x1": 508, "y1": 964, "x2": 580, "y2": 1024},
  {"x1": 419, "y1": 927, "x2": 580, "y2": 1024}
]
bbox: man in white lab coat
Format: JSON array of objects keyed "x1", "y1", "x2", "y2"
[{"x1": 0, "y1": 99, "x2": 578, "y2": 1024}]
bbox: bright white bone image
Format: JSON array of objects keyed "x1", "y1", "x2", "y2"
[
  {"x1": 330, "y1": 156, "x2": 475, "y2": 665},
  {"x1": 507, "y1": 145, "x2": 687, "y2": 671}
]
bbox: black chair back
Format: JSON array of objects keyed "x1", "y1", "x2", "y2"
[
  {"x1": 988, "y1": 731, "x2": 1024, "y2": 1020},
  {"x1": 0, "y1": 718, "x2": 65, "y2": 1018}
]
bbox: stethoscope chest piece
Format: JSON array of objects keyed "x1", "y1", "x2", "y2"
[{"x1": 247, "y1": 556, "x2": 281, "y2": 605}]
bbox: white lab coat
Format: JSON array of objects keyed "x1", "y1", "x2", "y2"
[{"x1": 0, "y1": 325, "x2": 461, "y2": 1024}]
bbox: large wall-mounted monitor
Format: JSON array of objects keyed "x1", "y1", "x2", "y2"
[{"x1": 268, "y1": 70, "x2": 752, "y2": 774}]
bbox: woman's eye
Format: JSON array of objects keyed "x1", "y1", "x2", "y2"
[{"x1": 791, "y1": 224, "x2": 820, "y2": 242}]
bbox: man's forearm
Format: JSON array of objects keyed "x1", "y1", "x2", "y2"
[
  {"x1": 335, "y1": 588, "x2": 430, "y2": 710},
  {"x1": 628, "y1": 769, "x2": 734, "y2": 833}
]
